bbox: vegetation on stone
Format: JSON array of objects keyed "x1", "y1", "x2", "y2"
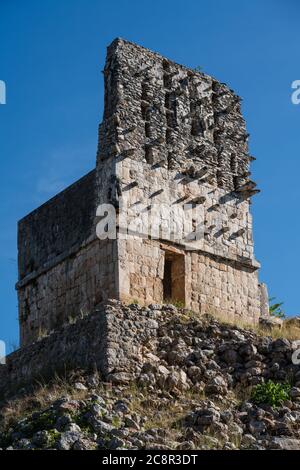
[
  {"x1": 251, "y1": 381, "x2": 291, "y2": 408},
  {"x1": 269, "y1": 298, "x2": 286, "y2": 319},
  {"x1": 1, "y1": 307, "x2": 300, "y2": 450}
]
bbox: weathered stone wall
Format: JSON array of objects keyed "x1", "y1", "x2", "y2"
[
  {"x1": 116, "y1": 143, "x2": 260, "y2": 323},
  {"x1": 0, "y1": 306, "x2": 108, "y2": 399},
  {"x1": 98, "y1": 39, "x2": 254, "y2": 195},
  {"x1": 0, "y1": 301, "x2": 158, "y2": 399},
  {"x1": 117, "y1": 157, "x2": 257, "y2": 262},
  {"x1": 118, "y1": 238, "x2": 165, "y2": 305},
  {"x1": 0, "y1": 301, "x2": 295, "y2": 403},
  {"x1": 17, "y1": 149, "x2": 119, "y2": 347},
  {"x1": 99, "y1": 39, "x2": 261, "y2": 323},
  {"x1": 18, "y1": 170, "x2": 96, "y2": 281},
  {"x1": 118, "y1": 237, "x2": 260, "y2": 322},
  {"x1": 16, "y1": 38, "x2": 264, "y2": 348},
  {"x1": 186, "y1": 252, "x2": 260, "y2": 321}
]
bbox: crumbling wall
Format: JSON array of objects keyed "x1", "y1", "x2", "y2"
[
  {"x1": 97, "y1": 39, "x2": 255, "y2": 195},
  {"x1": 97, "y1": 39, "x2": 261, "y2": 322},
  {"x1": 0, "y1": 306, "x2": 108, "y2": 399},
  {"x1": 0, "y1": 301, "x2": 158, "y2": 399},
  {"x1": 0, "y1": 300, "x2": 286, "y2": 402},
  {"x1": 16, "y1": 38, "x2": 264, "y2": 348},
  {"x1": 17, "y1": 165, "x2": 119, "y2": 347}
]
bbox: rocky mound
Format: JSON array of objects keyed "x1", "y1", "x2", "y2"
[{"x1": 1, "y1": 303, "x2": 300, "y2": 450}]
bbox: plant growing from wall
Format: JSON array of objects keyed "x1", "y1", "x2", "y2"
[{"x1": 269, "y1": 297, "x2": 286, "y2": 319}]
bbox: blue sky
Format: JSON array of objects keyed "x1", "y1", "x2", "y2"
[{"x1": 0, "y1": 0, "x2": 299, "y2": 349}]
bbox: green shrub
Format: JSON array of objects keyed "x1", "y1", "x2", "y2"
[
  {"x1": 47, "y1": 429, "x2": 61, "y2": 448},
  {"x1": 251, "y1": 380, "x2": 291, "y2": 408},
  {"x1": 269, "y1": 297, "x2": 286, "y2": 319}
]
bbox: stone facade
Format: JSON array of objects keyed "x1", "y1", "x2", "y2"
[
  {"x1": 18, "y1": 238, "x2": 118, "y2": 346},
  {"x1": 17, "y1": 170, "x2": 118, "y2": 346},
  {"x1": 16, "y1": 38, "x2": 266, "y2": 348},
  {"x1": 118, "y1": 237, "x2": 260, "y2": 322}
]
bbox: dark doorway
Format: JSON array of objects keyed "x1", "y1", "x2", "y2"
[
  {"x1": 163, "y1": 260, "x2": 172, "y2": 300},
  {"x1": 163, "y1": 251, "x2": 185, "y2": 305}
]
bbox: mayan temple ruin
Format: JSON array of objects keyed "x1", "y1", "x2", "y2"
[
  {"x1": 0, "y1": 39, "x2": 274, "y2": 396},
  {"x1": 0, "y1": 38, "x2": 273, "y2": 397},
  {"x1": 15, "y1": 38, "x2": 268, "y2": 350}
]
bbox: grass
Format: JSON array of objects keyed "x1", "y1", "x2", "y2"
[
  {"x1": 241, "y1": 318, "x2": 299, "y2": 341},
  {"x1": 163, "y1": 299, "x2": 186, "y2": 309},
  {"x1": 1, "y1": 379, "x2": 191, "y2": 447},
  {"x1": 231, "y1": 384, "x2": 253, "y2": 405},
  {"x1": 118, "y1": 382, "x2": 190, "y2": 433},
  {"x1": 0, "y1": 371, "x2": 94, "y2": 431},
  {"x1": 1, "y1": 303, "x2": 299, "y2": 448},
  {"x1": 117, "y1": 384, "x2": 221, "y2": 448},
  {"x1": 37, "y1": 326, "x2": 49, "y2": 341},
  {"x1": 0, "y1": 370, "x2": 294, "y2": 450},
  {"x1": 176, "y1": 308, "x2": 300, "y2": 341},
  {"x1": 127, "y1": 298, "x2": 299, "y2": 341},
  {"x1": 111, "y1": 415, "x2": 122, "y2": 428}
]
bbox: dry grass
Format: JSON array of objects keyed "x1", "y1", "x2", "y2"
[
  {"x1": 227, "y1": 316, "x2": 300, "y2": 341},
  {"x1": 116, "y1": 383, "x2": 245, "y2": 448},
  {"x1": 37, "y1": 326, "x2": 49, "y2": 341},
  {"x1": 0, "y1": 372, "x2": 93, "y2": 431},
  {"x1": 121, "y1": 383, "x2": 189, "y2": 432},
  {"x1": 127, "y1": 298, "x2": 300, "y2": 341},
  {"x1": 230, "y1": 384, "x2": 253, "y2": 405},
  {"x1": 1, "y1": 305, "x2": 299, "y2": 439},
  {"x1": 178, "y1": 309, "x2": 300, "y2": 341},
  {"x1": 0, "y1": 379, "x2": 190, "y2": 435},
  {"x1": 262, "y1": 322, "x2": 300, "y2": 341}
]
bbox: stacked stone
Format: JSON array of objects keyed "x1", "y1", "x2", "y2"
[
  {"x1": 16, "y1": 38, "x2": 263, "y2": 347},
  {"x1": 97, "y1": 39, "x2": 253, "y2": 193},
  {"x1": 2, "y1": 301, "x2": 298, "y2": 401}
]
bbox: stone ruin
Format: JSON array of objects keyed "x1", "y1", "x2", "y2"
[
  {"x1": 14, "y1": 38, "x2": 268, "y2": 356},
  {"x1": 17, "y1": 39, "x2": 265, "y2": 346}
]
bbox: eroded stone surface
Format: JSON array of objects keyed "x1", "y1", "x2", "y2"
[
  {"x1": 1, "y1": 303, "x2": 300, "y2": 451},
  {"x1": 16, "y1": 38, "x2": 264, "y2": 347}
]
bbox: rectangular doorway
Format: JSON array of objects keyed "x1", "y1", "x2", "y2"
[{"x1": 163, "y1": 251, "x2": 185, "y2": 305}]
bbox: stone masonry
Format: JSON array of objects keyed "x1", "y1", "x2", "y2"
[{"x1": 16, "y1": 38, "x2": 266, "y2": 348}]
